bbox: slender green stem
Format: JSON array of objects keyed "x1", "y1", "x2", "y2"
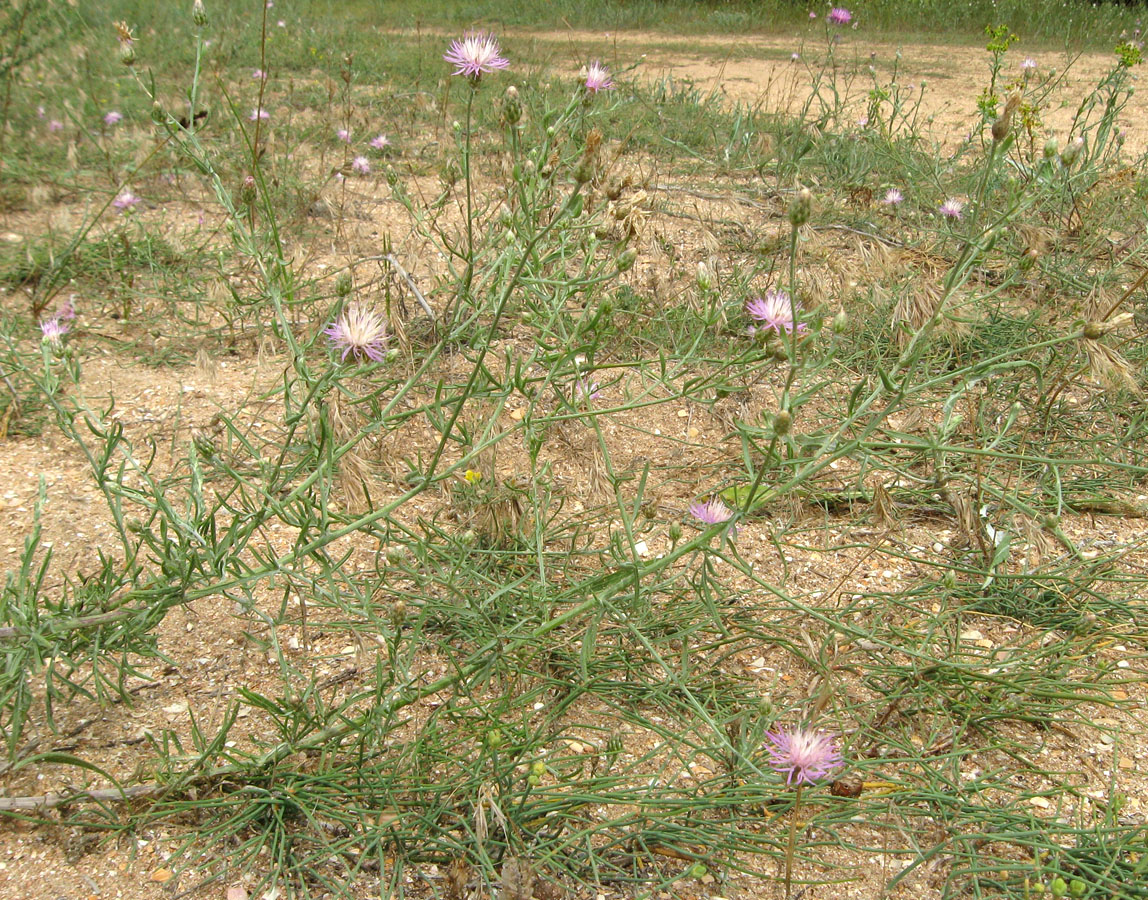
[
  {"x1": 783, "y1": 782, "x2": 804, "y2": 900},
  {"x1": 453, "y1": 86, "x2": 477, "y2": 329}
]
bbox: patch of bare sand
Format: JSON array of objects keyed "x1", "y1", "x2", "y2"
[{"x1": 511, "y1": 28, "x2": 1147, "y2": 152}]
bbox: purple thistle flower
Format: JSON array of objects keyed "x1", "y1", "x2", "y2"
[
  {"x1": 583, "y1": 61, "x2": 614, "y2": 93},
  {"x1": 252, "y1": 68, "x2": 266, "y2": 80},
  {"x1": 827, "y1": 7, "x2": 852, "y2": 25},
  {"x1": 766, "y1": 727, "x2": 842, "y2": 786},
  {"x1": 690, "y1": 497, "x2": 735, "y2": 527},
  {"x1": 369, "y1": 133, "x2": 391, "y2": 150},
  {"x1": 39, "y1": 316, "x2": 70, "y2": 347},
  {"x1": 47, "y1": 119, "x2": 63, "y2": 132},
  {"x1": 249, "y1": 107, "x2": 270, "y2": 121},
  {"x1": 939, "y1": 198, "x2": 964, "y2": 219},
  {"x1": 444, "y1": 31, "x2": 509, "y2": 83},
  {"x1": 104, "y1": 110, "x2": 123, "y2": 126},
  {"x1": 791, "y1": 51, "x2": 800, "y2": 61},
  {"x1": 809, "y1": 10, "x2": 817, "y2": 18},
  {"x1": 573, "y1": 377, "x2": 600, "y2": 403},
  {"x1": 1020, "y1": 58, "x2": 1037, "y2": 72},
  {"x1": 882, "y1": 187, "x2": 903, "y2": 206},
  {"x1": 54, "y1": 297, "x2": 77, "y2": 320},
  {"x1": 746, "y1": 289, "x2": 804, "y2": 335},
  {"x1": 113, "y1": 190, "x2": 141, "y2": 211},
  {"x1": 277, "y1": 19, "x2": 285, "y2": 27},
  {"x1": 351, "y1": 155, "x2": 371, "y2": 175},
  {"x1": 324, "y1": 303, "x2": 388, "y2": 362},
  {"x1": 336, "y1": 127, "x2": 351, "y2": 143}
]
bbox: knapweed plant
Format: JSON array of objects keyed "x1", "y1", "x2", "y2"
[{"x1": 0, "y1": 4, "x2": 1145, "y2": 900}]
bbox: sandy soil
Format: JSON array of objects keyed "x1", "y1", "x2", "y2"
[
  {"x1": 518, "y1": 27, "x2": 1148, "y2": 151},
  {"x1": 0, "y1": 25, "x2": 1146, "y2": 900}
]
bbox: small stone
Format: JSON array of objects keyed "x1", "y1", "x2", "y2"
[
  {"x1": 1029, "y1": 797, "x2": 1050, "y2": 809},
  {"x1": 1118, "y1": 757, "x2": 1134, "y2": 770},
  {"x1": 676, "y1": 409, "x2": 689, "y2": 418},
  {"x1": 150, "y1": 868, "x2": 174, "y2": 882},
  {"x1": 510, "y1": 408, "x2": 525, "y2": 420}
]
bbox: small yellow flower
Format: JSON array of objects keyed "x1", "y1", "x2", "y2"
[{"x1": 463, "y1": 470, "x2": 482, "y2": 484}]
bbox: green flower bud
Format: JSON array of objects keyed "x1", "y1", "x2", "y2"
[
  {"x1": 773, "y1": 410, "x2": 792, "y2": 436},
  {"x1": 335, "y1": 272, "x2": 353, "y2": 298},
  {"x1": 530, "y1": 760, "x2": 546, "y2": 776},
  {"x1": 238, "y1": 175, "x2": 257, "y2": 206},
  {"x1": 832, "y1": 310, "x2": 849, "y2": 334},
  {"x1": 503, "y1": 85, "x2": 522, "y2": 125},
  {"x1": 192, "y1": 0, "x2": 208, "y2": 27},
  {"x1": 1069, "y1": 879, "x2": 1086, "y2": 898},
  {"x1": 1043, "y1": 137, "x2": 1059, "y2": 159},
  {"x1": 1060, "y1": 136, "x2": 1085, "y2": 167},
  {"x1": 486, "y1": 728, "x2": 503, "y2": 749},
  {"x1": 1050, "y1": 877, "x2": 1068, "y2": 898},
  {"x1": 617, "y1": 248, "x2": 638, "y2": 272},
  {"x1": 688, "y1": 863, "x2": 708, "y2": 879},
  {"x1": 696, "y1": 261, "x2": 715, "y2": 292},
  {"x1": 788, "y1": 187, "x2": 812, "y2": 227}
]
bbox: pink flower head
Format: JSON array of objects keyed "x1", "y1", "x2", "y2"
[
  {"x1": 766, "y1": 726, "x2": 842, "y2": 786},
  {"x1": 249, "y1": 107, "x2": 270, "y2": 121},
  {"x1": 276, "y1": 19, "x2": 285, "y2": 27},
  {"x1": 584, "y1": 61, "x2": 614, "y2": 93},
  {"x1": 47, "y1": 119, "x2": 63, "y2": 132},
  {"x1": 809, "y1": 10, "x2": 817, "y2": 18},
  {"x1": 252, "y1": 68, "x2": 266, "y2": 80},
  {"x1": 369, "y1": 133, "x2": 391, "y2": 150},
  {"x1": 1020, "y1": 58, "x2": 1037, "y2": 72},
  {"x1": 939, "y1": 198, "x2": 964, "y2": 219},
  {"x1": 336, "y1": 127, "x2": 351, "y2": 143},
  {"x1": 351, "y1": 155, "x2": 371, "y2": 175},
  {"x1": 37, "y1": 106, "x2": 45, "y2": 118},
  {"x1": 324, "y1": 303, "x2": 388, "y2": 362},
  {"x1": 882, "y1": 187, "x2": 903, "y2": 205},
  {"x1": 444, "y1": 31, "x2": 509, "y2": 82},
  {"x1": 690, "y1": 497, "x2": 735, "y2": 527},
  {"x1": 791, "y1": 52, "x2": 800, "y2": 61},
  {"x1": 746, "y1": 289, "x2": 804, "y2": 335},
  {"x1": 104, "y1": 110, "x2": 123, "y2": 126},
  {"x1": 39, "y1": 316, "x2": 70, "y2": 347},
  {"x1": 113, "y1": 190, "x2": 141, "y2": 211},
  {"x1": 54, "y1": 297, "x2": 77, "y2": 321},
  {"x1": 827, "y1": 7, "x2": 852, "y2": 25},
  {"x1": 574, "y1": 377, "x2": 600, "y2": 403}
]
